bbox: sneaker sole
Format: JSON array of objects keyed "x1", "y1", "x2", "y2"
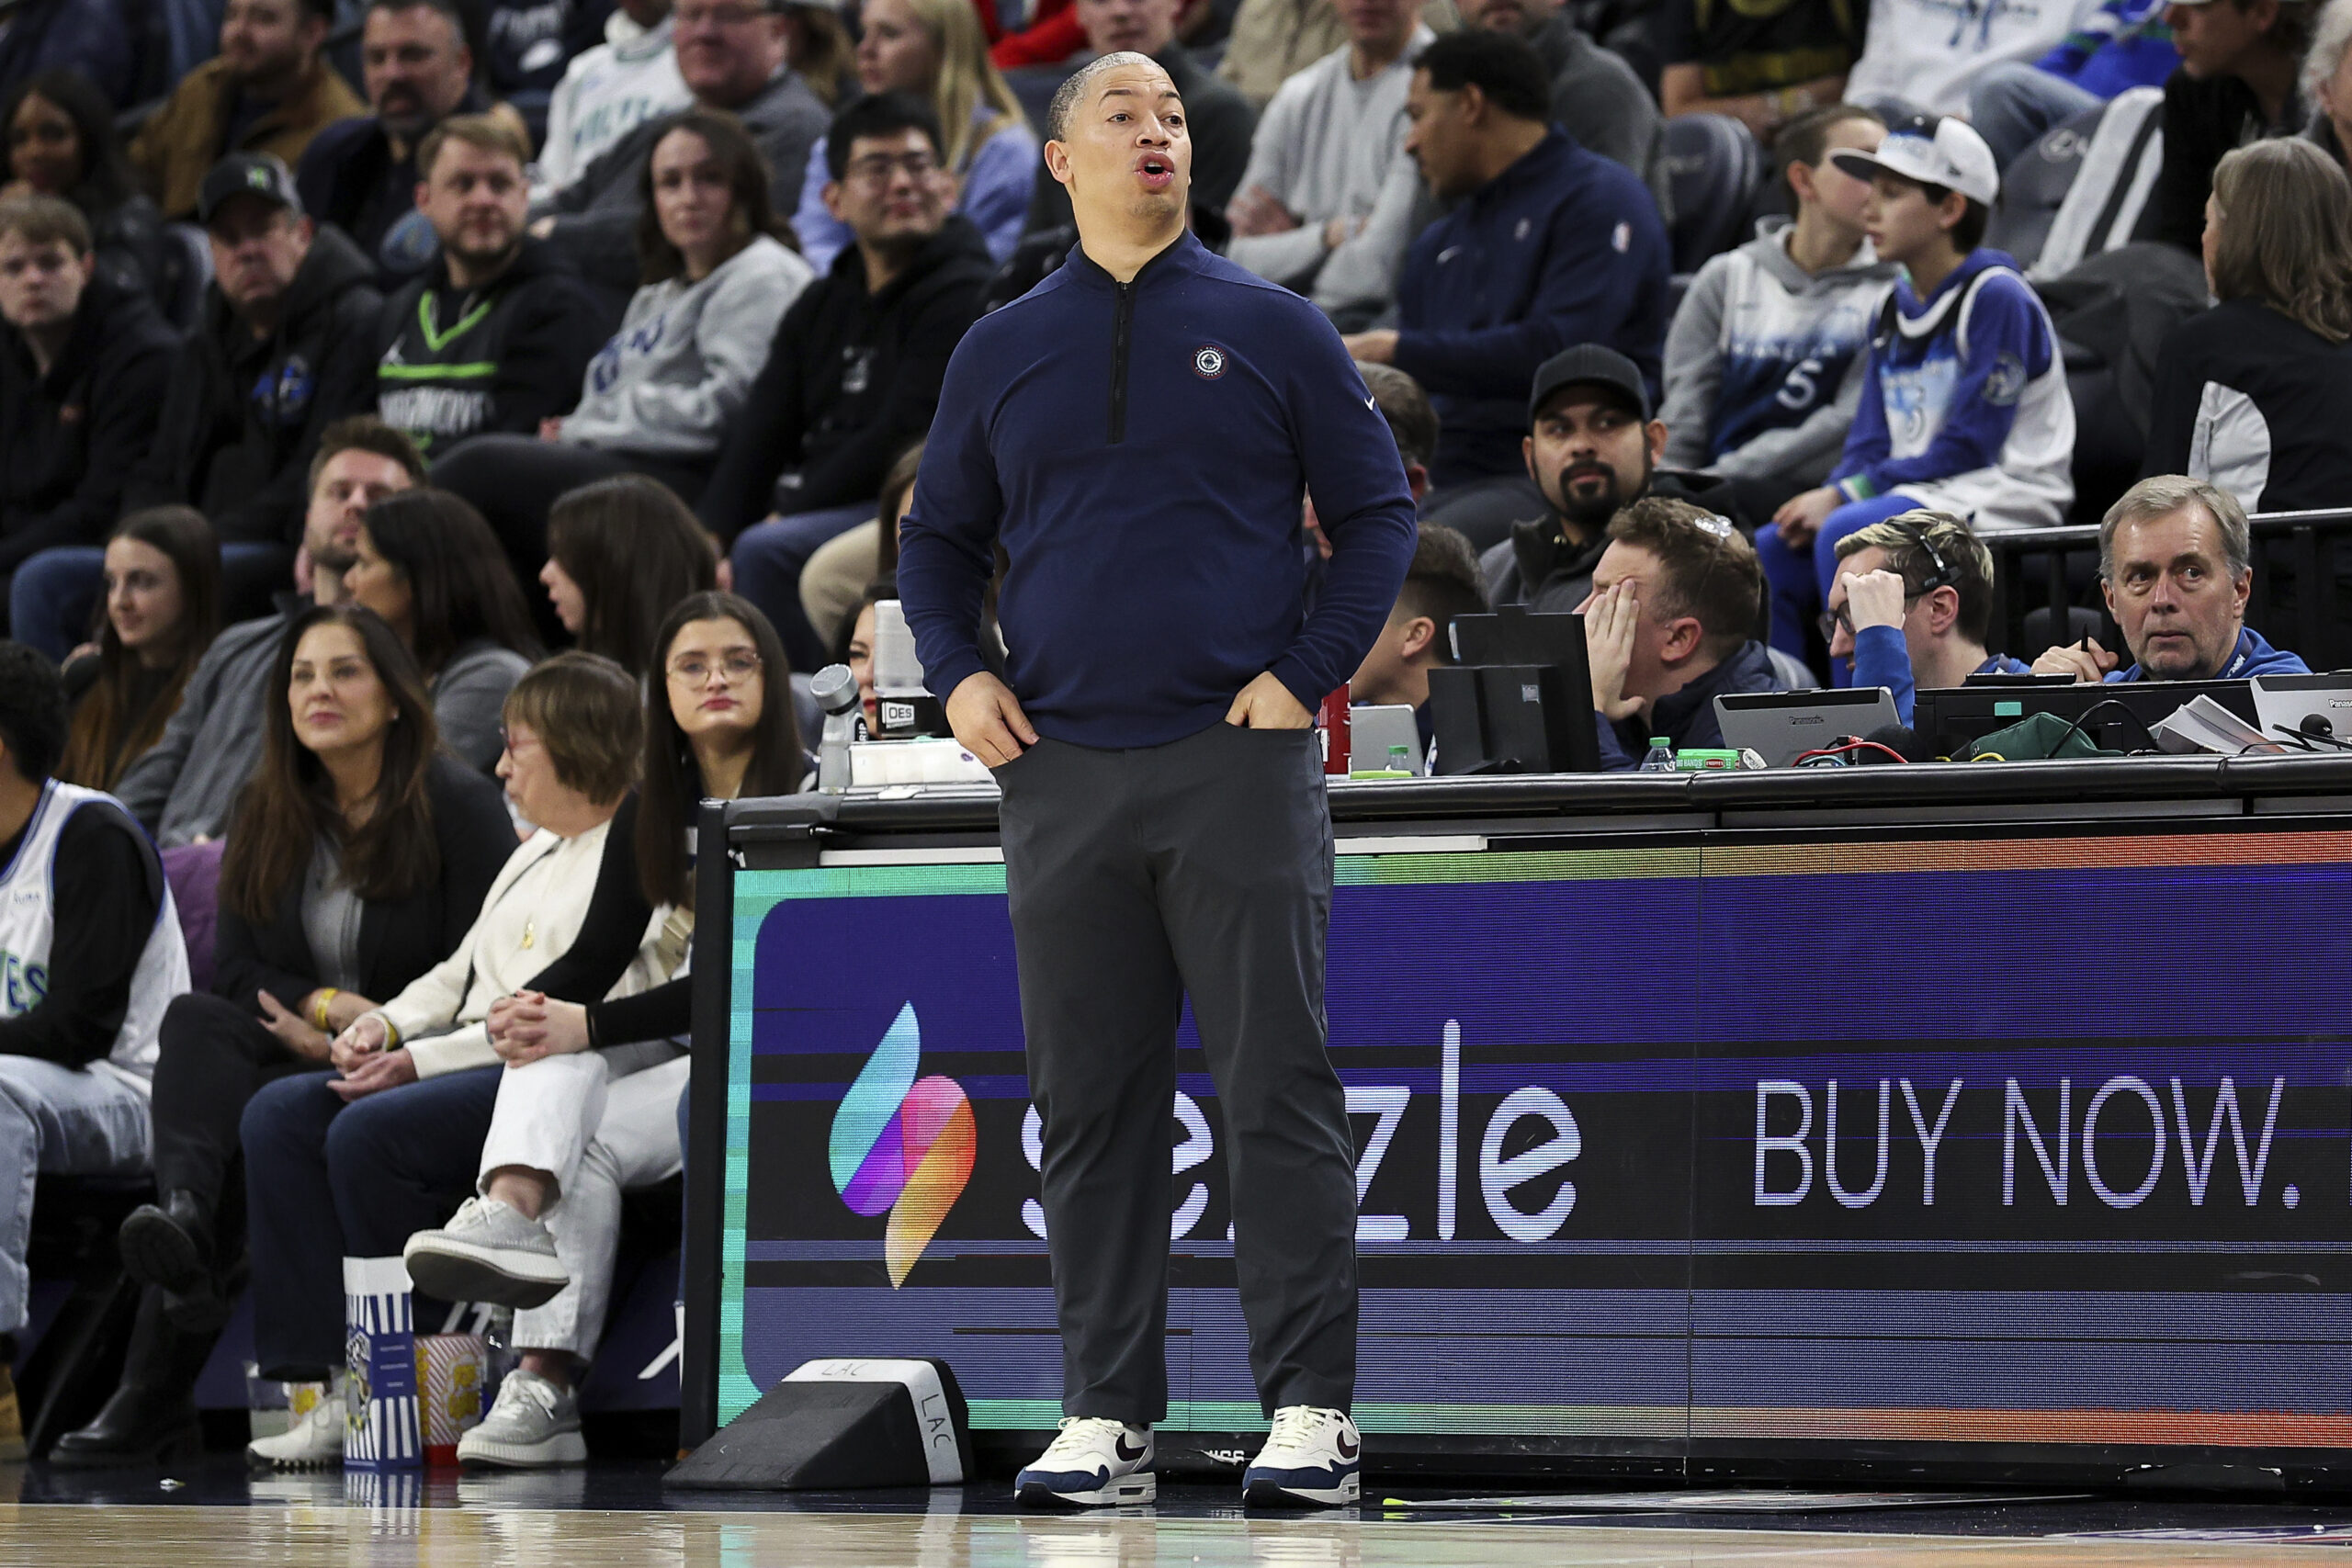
[
  {"x1": 119, "y1": 1210, "x2": 207, "y2": 1293},
  {"x1": 246, "y1": 1446, "x2": 342, "y2": 1471},
  {"x1": 1015, "y1": 1472, "x2": 1157, "y2": 1508},
  {"x1": 458, "y1": 1430, "x2": 588, "y2": 1468},
  {"x1": 1242, "y1": 1472, "x2": 1362, "y2": 1508},
  {"x1": 402, "y1": 1236, "x2": 569, "y2": 1309}
]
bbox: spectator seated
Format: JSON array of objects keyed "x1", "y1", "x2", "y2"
[
  {"x1": 2149, "y1": 0, "x2": 2312, "y2": 254},
  {"x1": 1968, "y1": 0, "x2": 2178, "y2": 170},
  {"x1": 1826, "y1": 510, "x2": 2029, "y2": 723},
  {"x1": 797, "y1": 443, "x2": 924, "y2": 660},
  {"x1": 114, "y1": 418, "x2": 426, "y2": 850},
  {"x1": 2030, "y1": 474, "x2": 2312, "y2": 682},
  {"x1": 534, "y1": 0, "x2": 693, "y2": 205},
  {"x1": 49, "y1": 605, "x2": 513, "y2": 1468},
  {"x1": 708, "y1": 95, "x2": 993, "y2": 672},
  {"x1": 1216, "y1": 0, "x2": 1348, "y2": 110},
  {"x1": 1351, "y1": 523, "x2": 1487, "y2": 754},
  {"x1": 1842, "y1": 0, "x2": 2088, "y2": 118},
  {"x1": 2311, "y1": 0, "x2": 2352, "y2": 174},
  {"x1": 3, "y1": 71, "x2": 166, "y2": 302},
  {"x1": 0, "y1": 197, "x2": 180, "y2": 631},
  {"x1": 539, "y1": 475, "x2": 721, "y2": 682},
  {"x1": 1659, "y1": 105, "x2": 1897, "y2": 519},
  {"x1": 129, "y1": 0, "x2": 364, "y2": 226},
  {"x1": 1464, "y1": 0, "x2": 1671, "y2": 212},
  {"x1": 1343, "y1": 32, "x2": 1672, "y2": 530},
  {"x1": 58, "y1": 510, "x2": 221, "y2": 795},
  {"x1": 297, "y1": 0, "x2": 493, "y2": 287},
  {"x1": 1759, "y1": 115, "x2": 2073, "y2": 667},
  {"x1": 791, "y1": 0, "x2": 1039, "y2": 270},
  {"x1": 1223, "y1": 0, "x2": 1430, "y2": 325},
  {"x1": 481, "y1": 0, "x2": 618, "y2": 147},
  {"x1": 1653, "y1": 0, "x2": 1860, "y2": 152},
  {"x1": 1580, "y1": 495, "x2": 1785, "y2": 767}
]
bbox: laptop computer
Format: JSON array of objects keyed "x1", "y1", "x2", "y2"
[
  {"x1": 2252, "y1": 672, "x2": 2352, "y2": 749},
  {"x1": 1713, "y1": 688, "x2": 1899, "y2": 768}
]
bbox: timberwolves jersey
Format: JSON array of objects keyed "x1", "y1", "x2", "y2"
[{"x1": 0, "y1": 781, "x2": 188, "y2": 1092}]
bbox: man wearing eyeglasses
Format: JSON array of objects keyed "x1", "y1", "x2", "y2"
[
  {"x1": 703, "y1": 93, "x2": 996, "y2": 671},
  {"x1": 1824, "y1": 511, "x2": 2027, "y2": 725},
  {"x1": 537, "y1": 0, "x2": 830, "y2": 294}
]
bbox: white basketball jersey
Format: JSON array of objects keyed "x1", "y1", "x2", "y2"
[{"x1": 0, "y1": 780, "x2": 188, "y2": 1092}]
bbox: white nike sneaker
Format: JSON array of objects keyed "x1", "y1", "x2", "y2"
[
  {"x1": 1242, "y1": 1406, "x2": 1362, "y2": 1507},
  {"x1": 247, "y1": 1383, "x2": 345, "y2": 1470},
  {"x1": 1014, "y1": 1416, "x2": 1156, "y2": 1507}
]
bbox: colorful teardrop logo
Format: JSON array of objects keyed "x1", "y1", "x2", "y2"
[{"x1": 828, "y1": 1002, "x2": 976, "y2": 1287}]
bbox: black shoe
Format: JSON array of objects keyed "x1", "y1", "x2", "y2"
[
  {"x1": 48, "y1": 1383, "x2": 202, "y2": 1469},
  {"x1": 119, "y1": 1190, "x2": 212, "y2": 1293}
]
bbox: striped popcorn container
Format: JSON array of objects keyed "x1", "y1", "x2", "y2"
[
  {"x1": 343, "y1": 1255, "x2": 423, "y2": 1471},
  {"x1": 415, "y1": 1333, "x2": 488, "y2": 1466}
]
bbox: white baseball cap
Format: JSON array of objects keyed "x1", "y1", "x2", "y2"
[{"x1": 1829, "y1": 113, "x2": 2000, "y2": 208}]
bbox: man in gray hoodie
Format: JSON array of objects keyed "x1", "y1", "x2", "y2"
[{"x1": 115, "y1": 418, "x2": 425, "y2": 847}]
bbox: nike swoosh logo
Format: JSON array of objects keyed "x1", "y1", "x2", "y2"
[
  {"x1": 1116, "y1": 1434, "x2": 1148, "y2": 1461},
  {"x1": 1337, "y1": 1434, "x2": 1360, "y2": 1460}
]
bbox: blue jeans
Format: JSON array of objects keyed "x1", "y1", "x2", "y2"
[
  {"x1": 0, "y1": 1057, "x2": 151, "y2": 1334},
  {"x1": 241, "y1": 1066, "x2": 502, "y2": 1380},
  {"x1": 1756, "y1": 492, "x2": 1921, "y2": 671},
  {"x1": 11, "y1": 541, "x2": 293, "y2": 661},
  {"x1": 1968, "y1": 62, "x2": 2103, "y2": 172},
  {"x1": 730, "y1": 502, "x2": 879, "y2": 673}
]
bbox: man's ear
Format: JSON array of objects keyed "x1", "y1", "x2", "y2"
[
  {"x1": 1399, "y1": 614, "x2": 1439, "y2": 662},
  {"x1": 820, "y1": 180, "x2": 848, "y2": 221},
  {"x1": 413, "y1": 178, "x2": 431, "y2": 213},
  {"x1": 1786, "y1": 159, "x2": 1819, "y2": 208},
  {"x1": 1937, "y1": 189, "x2": 1968, "y2": 234},
  {"x1": 1043, "y1": 139, "x2": 1074, "y2": 190},
  {"x1": 1405, "y1": 461, "x2": 1430, "y2": 504},
  {"x1": 1645, "y1": 418, "x2": 1668, "y2": 465},
  {"x1": 1923, "y1": 582, "x2": 1960, "y2": 636},
  {"x1": 1660, "y1": 614, "x2": 1705, "y2": 665},
  {"x1": 1457, "y1": 81, "x2": 1488, "y2": 129}
]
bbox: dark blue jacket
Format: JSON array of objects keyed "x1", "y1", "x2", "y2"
[
  {"x1": 1394, "y1": 129, "x2": 1671, "y2": 489},
  {"x1": 2109, "y1": 625, "x2": 2309, "y2": 682},
  {"x1": 899, "y1": 231, "x2": 1419, "y2": 750},
  {"x1": 1595, "y1": 638, "x2": 1781, "y2": 770}
]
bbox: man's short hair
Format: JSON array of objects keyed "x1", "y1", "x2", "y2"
[
  {"x1": 1411, "y1": 30, "x2": 1553, "y2": 123},
  {"x1": 1836, "y1": 508, "x2": 1996, "y2": 645},
  {"x1": 308, "y1": 415, "x2": 428, "y2": 494},
  {"x1": 0, "y1": 195, "x2": 91, "y2": 257},
  {"x1": 825, "y1": 91, "x2": 945, "y2": 180},
  {"x1": 1607, "y1": 496, "x2": 1763, "y2": 658},
  {"x1": 2100, "y1": 474, "x2": 2254, "y2": 582},
  {"x1": 1045, "y1": 50, "x2": 1156, "y2": 143},
  {"x1": 0, "y1": 642, "x2": 65, "y2": 783},
  {"x1": 1395, "y1": 525, "x2": 1487, "y2": 660},
  {"x1": 1778, "y1": 103, "x2": 1883, "y2": 194},
  {"x1": 502, "y1": 651, "x2": 643, "y2": 803},
  {"x1": 1357, "y1": 363, "x2": 1438, "y2": 471},
  {"x1": 414, "y1": 113, "x2": 530, "y2": 184}
]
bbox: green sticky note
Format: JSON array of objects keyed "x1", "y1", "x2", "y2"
[{"x1": 1996, "y1": 700, "x2": 2023, "y2": 716}]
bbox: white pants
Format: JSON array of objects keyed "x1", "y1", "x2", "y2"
[
  {"x1": 477, "y1": 1047, "x2": 687, "y2": 1358},
  {"x1": 0, "y1": 1056, "x2": 150, "y2": 1333}
]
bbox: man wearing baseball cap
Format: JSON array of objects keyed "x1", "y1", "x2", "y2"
[
  {"x1": 1757, "y1": 114, "x2": 2075, "y2": 671},
  {"x1": 1479, "y1": 343, "x2": 1746, "y2": 615},
  {"x1": 117, "y1": 152, "x2": 383, "y2": 624}
]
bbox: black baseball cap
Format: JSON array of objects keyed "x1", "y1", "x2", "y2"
[
  {"x1": 198, "y1": 152, "x2": 304, "y2": 226},
  {"x1": 1527, "y1": 344, "x2": 1650, "y2": 426}
]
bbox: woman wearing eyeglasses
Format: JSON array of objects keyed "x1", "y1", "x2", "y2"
[{"x1": 398, "y1": 593, "x2": 806, "y2": 1467}]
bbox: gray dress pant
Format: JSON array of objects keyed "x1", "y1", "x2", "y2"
[{"x1": 996, "y1": 720, "x2": 1358, "y2": 1425}]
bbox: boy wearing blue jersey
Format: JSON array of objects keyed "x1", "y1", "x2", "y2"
[{"x1": 1758, "y1": 114, "x2": 2075, "y2": 669}]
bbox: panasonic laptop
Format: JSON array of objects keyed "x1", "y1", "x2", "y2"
[{"x1": 1713, "y1": 688, "x2": 1900, "y2": 768}]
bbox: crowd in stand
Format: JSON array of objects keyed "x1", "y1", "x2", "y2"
[{"x1": 0, "y1": 0, "x2": 2346, "y2": 1477}]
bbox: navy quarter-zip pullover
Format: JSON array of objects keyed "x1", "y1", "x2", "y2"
[{"x1": 899, "y1": 231, "x2": 1419, "y2": 750}]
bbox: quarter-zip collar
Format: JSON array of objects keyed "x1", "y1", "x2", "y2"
[{"x1": 1062, "y1": 229, "x2": 1207, "y2": 446}]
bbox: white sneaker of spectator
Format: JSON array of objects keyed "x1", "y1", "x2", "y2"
[
  {"x1": 402, "y1": 1197, "x2": 569, "y2": 1309},
  {"x1": 246, "y1": 1380, "x2": 345, "y2": 1469},
  {"x1": 1014, "y1": 1416, "x2": 1156, "y2": 1507},
  {"x1": 458, "y1": 1368, "x2": 587, "y2": 1468},
  {"x1": 1242, "y1": 1406, "x2": 1362, "y2": 1507}
]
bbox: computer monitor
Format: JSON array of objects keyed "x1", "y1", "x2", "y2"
[
  {"x1": 2252, "y1": 672, "x2": 2352, "y2": 749},
  {"x1": 1911, "y1": 679, "x2": 2259, "y2": 760},
  {"x1": 1430, "y1": 605, "x2": 1600, "y2": 774},
  {"x1": 1715, "y1": 688, "x2": 1901, "y2": 767}
]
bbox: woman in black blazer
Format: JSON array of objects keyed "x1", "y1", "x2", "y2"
[{"x1": 53, "y1": 606, "x2": 515, "y2": 1466}]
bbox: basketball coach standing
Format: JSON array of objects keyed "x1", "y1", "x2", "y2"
[{"x1": 897, "y1": 51, "x2": 1418, "y2": 1513}]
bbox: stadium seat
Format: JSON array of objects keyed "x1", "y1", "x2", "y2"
[
  {"x1": 1992, "y1": 86, "x2": 2165, "y2": 282},
  {"x1": 153, "y1": 221, "x2": 213, "y2": 333},
  {"x1": 1661, "y1": 114, "x2": 1760, "y2": 276}
]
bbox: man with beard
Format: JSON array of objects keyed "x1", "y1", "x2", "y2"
[
  {"x1": 704, "y1": 93, "x2": 996, "y2": 672},
  {"x1": 1479, "y1": 344, "x2": 1744, "y2": 615},
  {"x1": 1457, "y1": 0, "x2": 1670, "y2": 214},
  {"x1": 130, "y1": 0, "x2": 366, "y2": 222},
  {"x1": 376, "y1": 116, "x2": 608, "y2": 455},
  {"x1": 298, "y1": 0, "x2": 488, "y2": 285},
  {"x1": 114, "y1": 418, "x2": 425, "y2": 848}
]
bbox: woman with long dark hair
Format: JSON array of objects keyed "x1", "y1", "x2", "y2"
[
  {"x1": 343, "y1": 488, "x2": 543, "y2": 772},
  {"x1": 398, "y1": 596, "x2": 804, "y2": 1465},
  {"x1": 51, "y1": 606, "x2": 515, "y2": 1466},
  {"x1": 540, "y1": 475, "x2": 719, "y2": 678},
  {"x1": 0, "y1": 69, "x2": 163, "y2": 296},
  {"x1": 58, "y1": 507, "x2": 220, "y2": 791},
  {"x1": 434, "y1": 109, "x2": 815, "y2": 576}
]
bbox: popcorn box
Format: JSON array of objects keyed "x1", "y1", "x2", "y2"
[
  {"x1": 343, "y1": 1255, "x2": 422, "y2": 1471},
  {"x1": 416, "y1": 1333, "x2": 488, "y2": 1466}
]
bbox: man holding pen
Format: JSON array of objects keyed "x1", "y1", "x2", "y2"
[{"x1": 897, "y1": 50, "x2": 1418, "y2": 1510}]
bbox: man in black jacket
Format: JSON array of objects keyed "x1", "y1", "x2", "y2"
[
  {"x1": 2150, "y1": 0, "x2": 2310, "y2": 252},
  {"x1": 378, "y1": 115, "x2": 608, "y2": 455},
  {"x1": 119, "y1": 153, "x2": 384, "y2": 626},
  {"x1": 705, "y1": 93, "x2": 994, "y2": 671},
  {"x1": 0, "y1": 197, "x2": 178, "y2": 647}
]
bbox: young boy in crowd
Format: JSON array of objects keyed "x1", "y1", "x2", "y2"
[
  {"x1": 1756, "y1": 115, "x2": 2075, "y2": 668},
  {"x1": 1658, "y1": 103, "x2": 1900, "y2": 523}
]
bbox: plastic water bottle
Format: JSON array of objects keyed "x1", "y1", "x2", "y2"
[{"x1": 1639, "y1": 738, "x2": 1676, "y2": 773}]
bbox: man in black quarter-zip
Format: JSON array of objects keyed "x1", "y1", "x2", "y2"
[{"x1": 897, "y1": 50, "x2": 1418, "y2": 1515}]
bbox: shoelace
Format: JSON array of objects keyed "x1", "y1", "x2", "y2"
[
  {"x1": 493, "y1": 1372, "x2": 560, "y2": 1419},
  {"x1": 1042, "y1": 1416, "x2": 1130, "y2": 1461},
  {"x1": 1266, "y1": 1408, "x2": 1332, "y2": 1450}
]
